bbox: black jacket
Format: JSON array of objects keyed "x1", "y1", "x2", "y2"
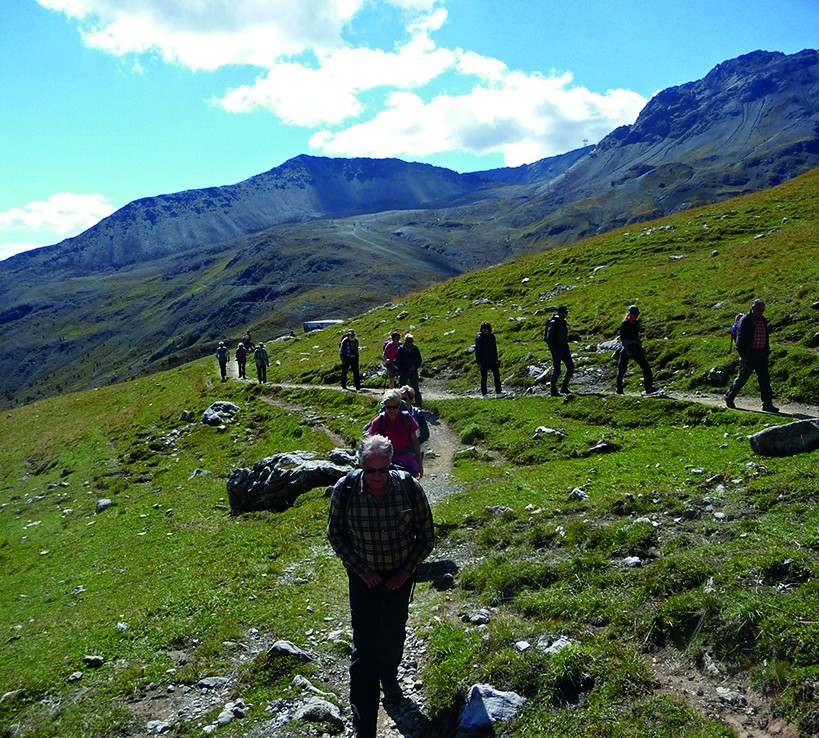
[
  {"x1": 395, "y1": 343, "x2": 422, "y2": 373},
  {"x1": 736, "y1": 311, "x2": 770, "y2": 355},
  {"x1": 545, "y1": 315, "x2": 568, "y2": 350},
  {"x1": 474, "y1": 331, "x2": 499, "y2": 366}
]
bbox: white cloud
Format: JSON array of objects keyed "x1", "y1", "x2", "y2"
[
  {"x1": 38, "y1": 0, "x2": 647, "y2": 168},
  {"x1": 36, "y1": 0, "x2": 368, "y2": 70},
  {"x1": 217, "y1": 12, "x2": 456, "y2": 126},
  {"x1": 311, "y1": 72, "x2": 647, "y2": 167},
  {"x1": 0, "y1": 193, "x2": 116, "y2": 238}
]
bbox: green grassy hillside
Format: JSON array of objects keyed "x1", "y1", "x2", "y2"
[
  {"x1": 1, "y1": 169, "x2": 818, "y2": 737},
  {"x1": 264, "y1": 165, "x2": 819, "y2": 405}
]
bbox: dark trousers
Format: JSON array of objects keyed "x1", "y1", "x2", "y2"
[
  {"x1": 237, "y1": 358, "x2": 246, "y2": 378},
  {"x1": 549, "y1": 347, "x2": 574, "y2": 393},
  {"x1": 218, "y1": 360, "x2": 227, "y2": 380},
  {"x1": 480, "y1": 364, "x2": 502, "y2": 395},
  {"x1": 256, "y1": 364, "x2": 267, "y2": 383},
  {"x1": 341, "y1": 358, "x2": 360, "y2": 390},
  {"x1": 399, "y1": 370, "x2": 422, "y2": 407},
  {"x1": 348, "y1": 571, "x2": 413, "y2": 738},
  {"x1": 616, "y1": 345, "x2": 653, "y2": 392},
  {"x1": 727, "y1": 349, "x2": 772, "y2": 405}
]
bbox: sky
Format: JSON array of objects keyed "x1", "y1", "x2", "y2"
[{"x1": 1, "y1": 0, "x2": 817, "y2": 261}]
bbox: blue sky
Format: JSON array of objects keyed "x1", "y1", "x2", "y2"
[{"x1": 1, "y1": 0, "x2": 817, "y2": 260}]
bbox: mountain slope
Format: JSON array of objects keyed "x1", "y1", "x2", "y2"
[{"x1": 1, "y1": 48, "x2": 818, "y2": 409}]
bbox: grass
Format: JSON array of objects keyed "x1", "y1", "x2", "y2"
[{"x1": 2, "y1": 169, "x2": 819, "y2": 737}]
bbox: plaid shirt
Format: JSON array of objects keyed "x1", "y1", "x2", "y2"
[
  {"x1": 327, "y1": 470, "x2": 434, "y2": 576},
  {"x1": 339, "y1": 336, "x2": 359, "y2": 360},
  {"x1": 752, "y1": 316, "x2": 768, "y2": 350}
]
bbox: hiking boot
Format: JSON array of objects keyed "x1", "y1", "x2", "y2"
[
  {"x1": 560, "y1": 386, "x2": 571, "y2": 395},
  {"x1": 724, "y1": 394, "x2": 735, "y2": 409},
  {"x1": 550, "y1": 389, "x2": 560, "y2": 397},
  {"x1": 762, "y1": 404, "x2": 780, "y2": 413}
]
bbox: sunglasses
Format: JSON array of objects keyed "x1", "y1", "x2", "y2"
[
  {"x1": 384, "y1": 404, "x2": 400, "y2": 410},
  {"x1": 363, "y1": 466, "x2": 390, "y2": 475}
]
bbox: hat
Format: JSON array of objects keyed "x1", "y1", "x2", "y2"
[
  {"x1": 628, "y1": 305, "x2": 640, "y2": 314},
  {"x1": 348, "y1": 329, "x2": 355, "y2": 336},
  {"x1": 557, "y1": 305, "x2": 568, "y2": 312}
]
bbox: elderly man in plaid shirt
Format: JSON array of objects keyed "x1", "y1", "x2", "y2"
[{"x1": 327, "y1": 434, "x2": 434, "y2": 738}]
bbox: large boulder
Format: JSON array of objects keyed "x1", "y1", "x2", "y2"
[
  {"x1": 749, "y1": 419, "x2": 819, "y2": 456},
  {"x1": 227, "y1": 451, "x2": 353, "y2": 514}
]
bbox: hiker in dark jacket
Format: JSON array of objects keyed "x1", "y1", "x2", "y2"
[
  {"x1": 215, "y1": 342, "x2": 230, "y2": 381},
  {"x1": 545, "y1": 305, "x2": 573, "y2": 396},
  {"x1": 475, "y1": 321, "x2": 503, "y2": 397},
  {"x1": 725, "y1": 298, "x2": 778, "y2": 412},
  {"x1": 394, "y1": 334, "x2": 423, "y2": 407},
  {"x1": 235, "y1": 342, "x2": 247, "y2": 379},
  {"x1": 339, "y1": 329, "x2": 361, "y2": 391},
  {"x1": 616, "y1": 305, "x2": 655, "y2": 394}
]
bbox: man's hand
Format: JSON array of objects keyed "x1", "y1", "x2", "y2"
[
  {"x1": 385, "y1": 568, "x2": 411, "y2": 590},
  {"x1": 360, "y1": 569, "x2": 382, "y2": 588}
]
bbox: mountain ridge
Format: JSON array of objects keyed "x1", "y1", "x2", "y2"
[{"x1": 1, "y1": 48, "x2": 818, "y2": 408}]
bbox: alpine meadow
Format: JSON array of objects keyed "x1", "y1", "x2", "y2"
[{"x1": 1, "y1": 163, "x2": 818, "y2": 737}]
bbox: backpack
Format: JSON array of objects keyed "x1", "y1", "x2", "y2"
[
  {"x1": 729, "y1": 313, "x2": 743, "y2": 351},
  {"x1": 332, "y1": 468, "x2": 417, "y2": 519}
]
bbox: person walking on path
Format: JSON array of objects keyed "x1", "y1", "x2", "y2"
[
  {"x1": 616, "y1": 305, "x2": 655, "y2": 394},
  {"x1": 253, "y1": 342, "x2": 269, "y2": 384},
  {"x1": 235, "y1": 342, "x2": 248, "y2": 379},
  {"x1": 544, "y1": 305, "x2": 574, "y2": 396},
  {"x1": 327, "y1": 434, "x2": 434, "y2": 738},
  {"x1": 215, "y1": 341, "x2": 230, "y2": 382},
  {"x1": 367, "y1": 389, "x2": 423, "y2": 478},
  {"x1": 394, "y1": 333, "x2": 423, "y2": 407},
  {"x1": 340, "y1": 329, "x2": 361, "y2": 391},
  {"x1": 382, "y1": 331, "x2": 402, "y2": 388},
  {"x1": 725, "y1": 298, "x2": 779, "y2": 412},
  {"x1": 474, "y1": 321, "x2": 503, "y2": 397},
  {"x1": 399, "y1": 385, "x2": 429, "y2": 459}
]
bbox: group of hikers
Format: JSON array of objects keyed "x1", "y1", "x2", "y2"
[
  {"x1": 217, "y1": 297, "x2": 780, "y2": 738},
  {"x1": 215, "y1": 296, "x2": 780, "y2": 413},
  {"x1": 214, "y1": 330, "x2": 269, "y2": 384}
]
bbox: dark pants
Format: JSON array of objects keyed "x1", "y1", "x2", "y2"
[
  {"x1": 256, "y1": 364, "x2": 267, "y2": 383},
  {"x1": 727, "y1": 349, "x2": 772, "y2": 405},
  {"x1": 348, "y1": 570, "x2": 413, "y2": 738},
  {"x1": 399, "y1": 370, "x2": 422, "y2": 407},
  {"x1": 341, "y1": 358, "x2": 360, "y2": 390},
  {"x1": 218, "y1": 360, "x2": 227, "y2": 380},
  {"x1": 480, "y1": 364, "x2": 502, "y2": 395},
  {"x1": 616, "y1": 345, "x2": 653, "y2": 392},
  {"x1": 549, "y1": 347, "x2": 574, "y2": 393},
  {"x1": 237, "y1": 358, "x2": 246, "y2": 378}
]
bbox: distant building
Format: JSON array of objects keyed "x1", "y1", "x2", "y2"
[{"x1": 303, "y1": 319, "x2": 344, "y2": 333}]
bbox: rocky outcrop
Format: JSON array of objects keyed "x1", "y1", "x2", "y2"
[
  {"x1": 749, "y1": 418, "x2": 819, "y2": 456},
  {"x1": 227, "y1": 450, "x2": 353, "y2": 514}
]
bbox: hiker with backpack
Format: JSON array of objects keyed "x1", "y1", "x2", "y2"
[
  {"x1": 235, "y1": 342, "x2": 248, "y2": 379},
  {"x1": 326, "y1": 434, "x2": 434, "y2": 738},
  {"x1": 382, "y1": 331, "x2": 402, "y2": 388},
  {"x1": 394, "y1": 333, "x2": 423, "y2": 407},
  {"x1": 339, "y1": 329, "x2": 361, "y2": 391},
  {"x1": 544, "y1": 306, "x2": 573, "y2": 396},
  {"x1": 215, "y1": 341, "x2": 230, "y2": 382},
  {"x1": 253, "y1": 342, "x2": 269, "y2": 384},
  {"x1": 615, "y1": 305, "x2": 656, "y2": 394},
  {"x1": 367, "y1": 389, "x2": 423, "y2": 478},
  {"x1": 475, "y1": 321, "x2": 504, "y2": 397},
  {"x1": 725, "y1": 298, "x2": 778, "y2": 412}
]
